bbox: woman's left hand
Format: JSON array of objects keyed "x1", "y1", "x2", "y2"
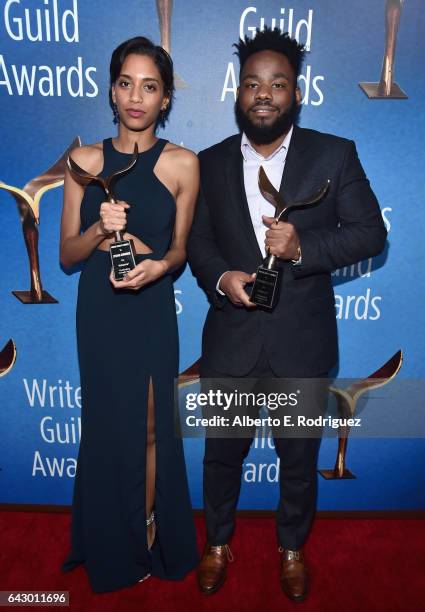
[{"x1": 110, "y1": 259, "x2": 168, "y2": 290}]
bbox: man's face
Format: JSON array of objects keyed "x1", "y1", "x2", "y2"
[{"x1": 235, "y1": 50, "x2": 301, "y2": 144}]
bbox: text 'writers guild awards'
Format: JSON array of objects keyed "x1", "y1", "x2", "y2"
[
  {"x1": 67, "y1": 145, "x2": 139, "y2": 281},
  {"x1": 359, "y1": 0, "x2": 407, "y2": 99},
  {"x1": 249, "y1": 166, "x2": 330, "y2": 310}
]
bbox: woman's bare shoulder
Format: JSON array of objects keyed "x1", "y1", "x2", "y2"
[{"x1": 163, "y1": 142, "x2": 198, "y2": 170}]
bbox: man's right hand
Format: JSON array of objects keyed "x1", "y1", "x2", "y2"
[{"x1": 219, "y1": 271, "x2": 257, "y2": 308}]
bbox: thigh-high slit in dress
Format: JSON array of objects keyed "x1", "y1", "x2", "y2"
[{"x1": 61, "y1": 138, "x2": 199, "y2": 592}]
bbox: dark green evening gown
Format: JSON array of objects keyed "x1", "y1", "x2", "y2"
[{"x1": 61, "y1": 138, "x2": 199, "y2": 592}]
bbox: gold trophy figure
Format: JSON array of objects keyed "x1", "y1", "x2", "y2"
[
  {"x1": 319, "y1": 350, "x2": 403, "y2": 479},
  {"x1": 249, "y1": 167, "x2": 330, "y2": 310},
  {"x1": 156, "y1": 0, "x2": 187, "y2": 88},
  {"x1": 0, "y1": 339, "x2": 17, "y2": 378},
  {"x1": 67, "y1": 145, "x2": 139, "y2": 281},
  {"x1": 359, "y1": 0, "x2": 408, "y2": 99},
  {"x1": 0, "y1": 138, "x2": 81, "y2": 303},
  {"x1": 157, "y1": 0, "x2": 172, "y2": 55}
]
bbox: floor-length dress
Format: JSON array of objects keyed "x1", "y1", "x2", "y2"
[{"x1": 62, "y1": 138, "x2": 199, "y2": 592}]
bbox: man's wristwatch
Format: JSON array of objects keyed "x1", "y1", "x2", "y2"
[{"x1": 291, "y1": 244, "x2": 302, "y2": 264}]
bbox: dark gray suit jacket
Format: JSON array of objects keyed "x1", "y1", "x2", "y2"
[{"x1": 187, "y1": 126, "x2": 387, "y2": 377}]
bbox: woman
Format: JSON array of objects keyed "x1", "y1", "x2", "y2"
[{"x1": 60, "y1": 36, "x2": 199, "y2": 592}]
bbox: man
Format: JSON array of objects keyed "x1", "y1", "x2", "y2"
[{"x1": 187, "y1": 28, "x2": 386, "y2": 602}]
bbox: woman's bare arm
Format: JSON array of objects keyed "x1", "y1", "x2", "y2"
[
  {"x1": 110, "y1": 147, "x2": 199, "y2": 289},
  {"x1": 162, "y1": 148, "x2": 199, "y2": 273}
]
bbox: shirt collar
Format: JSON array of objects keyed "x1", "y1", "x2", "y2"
[{"x1": 241, "y1": 125, "x2": 294, "y2": 162}]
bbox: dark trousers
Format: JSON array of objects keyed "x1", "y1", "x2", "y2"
[{"x1": 201, "y1": 349, "x2": 325, "y2": 550}]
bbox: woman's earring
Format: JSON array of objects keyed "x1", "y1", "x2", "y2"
[{"x1": 113, "y1": 103, "x2": 120, "y2": 125}]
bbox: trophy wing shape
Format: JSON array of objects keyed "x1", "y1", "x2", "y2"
[
  {"x1": 258, "y1": 166, "x2": 286, "y2": 213},
  {"x1": 276, "y1": 180, "x2": 331, "y2": 222},
  {"x1": 68, "y1": 143, "x2": 138, "y2": 197},
  {"x1": 291, "y1": 180, "x2": 331, "y2": 209},
  {"x1": 258, "y1": 167, "x2": 331, "y2": 221},
  {"x1": 24, "y1": 137, "x2": 81, "y2": 199},
  {"x1": 26, "y1": 137, "x2": 81, "y2": 221},
  {"x1": 0, "y1": 339, "x2": 17, "y2": 377},
  {"x1": 67, "y1": 155, "x2": 97, "y2": 181},
  {"x1": 347, "y1": 349, "x2": 403, "y2": 403},
  {"x1": 329, "y1": 350, "x2": 403, "y2": 412},
  {"x1": 0, "y1": 182, "x2": 35, "y2": 224},
  {"x1": 178, "y1": 358, "x2": 201, "y2": 389}
]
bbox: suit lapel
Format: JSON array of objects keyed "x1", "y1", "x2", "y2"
[
  {"x1": 223, "y1": 127, "x2": 313, "y2": 262},
  {"x1": 225, "y1": 137, "x2": 264, "y2": 262}
]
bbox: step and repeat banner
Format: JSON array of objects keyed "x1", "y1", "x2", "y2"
[{"x1": 1, "y1": 0, "x2": 424, "y2": 510}]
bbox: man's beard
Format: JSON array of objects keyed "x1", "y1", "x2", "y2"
[{"x1": 234, "y1": 98, "x2": 300, "y2": 145}]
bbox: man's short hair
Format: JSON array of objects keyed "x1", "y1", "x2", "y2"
[{"x1": 234, "y1": 26, "x2": 305, "y2": 81}]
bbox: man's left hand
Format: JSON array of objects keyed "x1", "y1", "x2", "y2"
[{"x1": 262, "y1": 215, "x2": 300, "y2": 260}]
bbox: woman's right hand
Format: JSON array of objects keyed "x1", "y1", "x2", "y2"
[{"x1": 99, "y1": 200, "x2": 130, "y2": 235}]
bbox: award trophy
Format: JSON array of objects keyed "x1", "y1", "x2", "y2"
[
  {"x1": 359, "y1": 0, "x2": 407, "y2": 99},
  {"x1": 0, "y1": 137, "x2": 80, "y2": 303},
  {"x1": 67, "y1": 145, "x2": 139, "y2": 281},
  {"x1": 319, "y1": 350, "x2": 403, "y2": 479},
  {"x1": 0, "y1": 338, "x2": 17, "y2": 378},
  {"x1": 249, "y1": 167, "x2": 330, "y2": 310}
]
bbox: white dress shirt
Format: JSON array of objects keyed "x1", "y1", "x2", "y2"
[{"x1": 217, "y1": 126, "x2": 299, "y2": 295}]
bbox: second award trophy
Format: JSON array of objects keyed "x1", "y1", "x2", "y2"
[
  {"x1": 249, "y1": 167, "x2": 330, "y2": 310},
  {"x1": 67, "y1": 144, "x2": 139, "y2": 281}
]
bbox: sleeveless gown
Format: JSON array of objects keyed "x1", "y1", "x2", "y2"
[{"x1": 62, "y1": 138, "x2": 199, "y2": 592}]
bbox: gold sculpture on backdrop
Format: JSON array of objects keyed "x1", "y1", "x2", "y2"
[
  {"x1": 0, "y1": 137, "x2": 81, "y2": 303},
  {"x1": 156, "y1": 0, "x2": 187, "y2": 88},
  {"x1": 319, "y1": 350, "x2": 403, "y2": 479},
  {"x1": 0, "y1": 339, "x2": 17, "y2": 378},
  {"x1": 359, "y1": 0, "x2": 407, "y2": 99},
  {"x1": 178, "y1": 350, "x2": 404, "y2": 480}
]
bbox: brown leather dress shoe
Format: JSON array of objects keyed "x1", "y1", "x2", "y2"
[
  {"x1": 279, "y1": 547, "x2": 308, "y2": 602},
  {"x1": 197, "y1": 544, "x2": 234, "y2": 595}
]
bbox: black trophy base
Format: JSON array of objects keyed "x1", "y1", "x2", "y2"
[
  {"x1": 359, "y1": 82, "x2": 408, "y2": 99},
  {"x1": 319, "y1": 468, "x2": 356, "y2": 480},
  {"x1": 12, "y1": 290, "x2": 58, "y2": 304},
  {"x1": 250, "y1": 266, "x2": 280, "y2": 310},
  {"x1": 110, "y1": 239, "x2": 136, "y2": 281}
]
